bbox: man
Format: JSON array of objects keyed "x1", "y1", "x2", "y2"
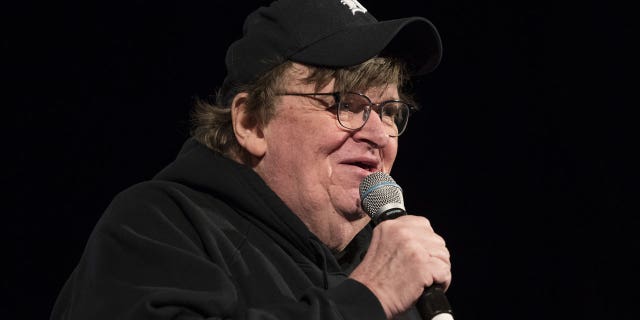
[{"x1": 50, "y1": 0, "x2": 451, "y2": 319}]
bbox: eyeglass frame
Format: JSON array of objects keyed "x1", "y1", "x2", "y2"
[{"x1": 275, "y1": 91, "x2": 417, "y2": 137}]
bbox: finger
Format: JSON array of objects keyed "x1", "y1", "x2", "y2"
[
  {"x1": 426, "y1": 246, "x2": 450, "y2": 264},
  {"x1": 424, "y1": 259, "x2": 452, "y2": 290}
]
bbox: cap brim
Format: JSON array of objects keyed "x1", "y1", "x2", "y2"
[{"x1": 289, "y1": 17, "x2": 442, "y2": 75}]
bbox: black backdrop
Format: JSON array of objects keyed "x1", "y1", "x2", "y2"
[{"x1": 5, "y1": 1, "x2": 636, "y2": 319}]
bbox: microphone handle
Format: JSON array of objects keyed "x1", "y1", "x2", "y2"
[
  {"x1": 373, "y1": 209, "x2": 454, "y2": 320},
  {"x1": 416, "y1": 285, "x2": 454, "y2": 320}
]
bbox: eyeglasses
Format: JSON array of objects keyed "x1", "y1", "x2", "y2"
[{"x1": 276, "y1": 92, "x2": 416, "y2": 137}]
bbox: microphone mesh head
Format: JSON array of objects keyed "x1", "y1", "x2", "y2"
[{"x1": 359, "y1": 172, "x2": 405, "y2": 218}]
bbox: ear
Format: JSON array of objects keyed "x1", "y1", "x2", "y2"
[{"x1": 231, "y1": 92, "x2": 267, "y2": 159}]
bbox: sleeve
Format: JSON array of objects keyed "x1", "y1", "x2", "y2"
[{"x1": 50, "y1": 183, "x2": 387, "y2": 320}]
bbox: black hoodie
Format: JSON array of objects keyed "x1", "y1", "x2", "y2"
[{"x1": 50, "y1": 139, "x2": 388, "y2": 320}]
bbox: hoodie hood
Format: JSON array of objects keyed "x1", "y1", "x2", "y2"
[{"x1": 152, "y1": 139, "x2": 371, "y2": 279}]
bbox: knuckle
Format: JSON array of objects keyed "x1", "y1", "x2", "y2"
[
  {"x1": 391, "y1": 225, "x2": 413, "y2": 241},
  {"x1": 409, "y1": 215, "x2": 430, "y2": 226}
]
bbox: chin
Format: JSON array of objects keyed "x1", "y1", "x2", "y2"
[{"x1": 341, "y1": 206, "x2": 368, "y2": 222}]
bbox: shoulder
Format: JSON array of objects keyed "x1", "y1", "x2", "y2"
[
  {"x1": 107, "y1": 180, "x2": 230, "y2": 220},
  {"x1": 93, "y1": 180, "x2": 250, "y2": 254}
]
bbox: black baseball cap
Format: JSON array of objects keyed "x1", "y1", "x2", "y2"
[{"x1": 223, "y1": 0, "x2": 442, "y2": 92}]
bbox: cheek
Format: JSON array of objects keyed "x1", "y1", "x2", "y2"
[
  {"x1": 382, "y1": 141, "x2": 399, "y2": 172},
  {"x1": 264, "y1": 115, "x2": 337, "y2": 167},
  {"x1": 278, "y1": 116, "x2": 346, "y2": 156}
]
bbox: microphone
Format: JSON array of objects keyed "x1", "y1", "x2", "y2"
[{"x1": 360, "y1": 172, "x2": 454, "y2": 320}]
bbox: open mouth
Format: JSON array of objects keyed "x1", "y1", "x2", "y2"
[{"x1": 346, "y1": 160, "x2": 379, "y2": 172}]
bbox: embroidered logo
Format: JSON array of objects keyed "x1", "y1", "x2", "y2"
[{"x1": 340, "y1": 0, "x2": 367, "y2": 15}]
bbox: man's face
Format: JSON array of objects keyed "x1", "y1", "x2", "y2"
[{"x1": 254, "y1": 64, "x2": 399, "y2": 250}]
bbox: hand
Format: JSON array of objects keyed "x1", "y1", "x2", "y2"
[{"x1": 349, "y1": 215, "x2": 451, "y2": 319}]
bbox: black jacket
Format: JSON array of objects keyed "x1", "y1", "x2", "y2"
[{"x1": 50, "y1": 139, "x2": 388, "y2": 319}]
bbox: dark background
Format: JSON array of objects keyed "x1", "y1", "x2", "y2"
[{"x1": 5, "y1": 0, "x2": 636, "y2": 319}]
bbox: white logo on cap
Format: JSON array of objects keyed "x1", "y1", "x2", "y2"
[{"x1": 340, "y1": 0, "x2": 367, "y2": 15}]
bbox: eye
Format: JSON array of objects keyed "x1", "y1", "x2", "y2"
[
  {"x1": 339, "y1": 93, "x2": 370, "y2": 113},
  {"x1": 381, "y1": 103, "x2": 401, "y2": 119},
  {"x1": 341, "y1": 100, "x2": 368, "y2": 113},
  {"x1": 382, "y1": 105, "x2": 399, "y2": 117}
]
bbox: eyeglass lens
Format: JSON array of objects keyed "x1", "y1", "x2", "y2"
[{"x1": 337, "y1": 93, "x2": 409, "y2": 136}]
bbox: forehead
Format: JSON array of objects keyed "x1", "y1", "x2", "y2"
[
  {"x1": 281, "y1": 63, "x2": 324, "y2": 87},
  {"x1": 281, "y1": 62, "x2": 399, "y2": 97}
]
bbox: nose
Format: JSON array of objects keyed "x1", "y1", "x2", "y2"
[{"x1": 352, "y1": 109, "x2": 392, "y2": 148}]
